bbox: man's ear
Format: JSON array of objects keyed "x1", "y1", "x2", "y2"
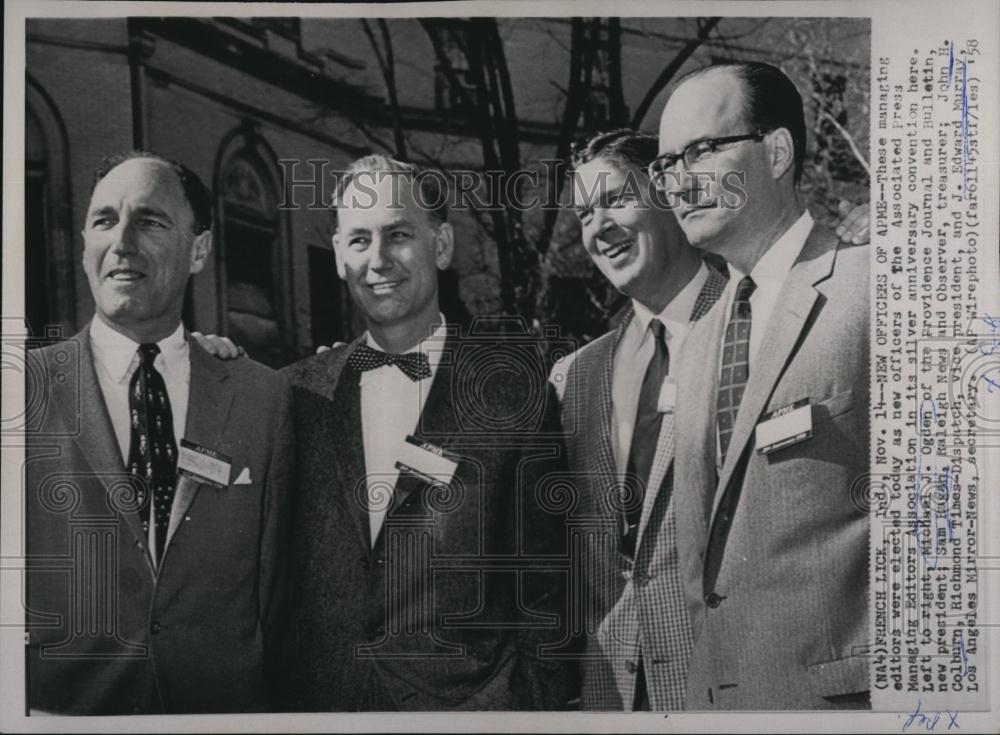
[
  {"x1": 189, "y1": 230, "x2": 213, "y2": 275},
  {"x1": 434, "y1": 222, "x2": 455, "y2": 270},
  {"x1": 332, "y1": 231, "x2": 347, "y2": 280},
  {"x1": 768, "y1": 127, "x2": 796, "y2": 181}
]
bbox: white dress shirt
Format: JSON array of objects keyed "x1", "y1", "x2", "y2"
[
  {"x1": 715, "y1": 210, "x2": 814, "y2": 467},
  {"x1": 90, "y1": 317, "x2": 191, "y2": 465},
  {"x1": 611, "y1": 262, "x2": 710, "y2": 473},
  {"x1": 360, "y1": 316, "x2": 448, "y2": 544}
]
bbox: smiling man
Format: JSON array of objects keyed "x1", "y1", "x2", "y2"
[
  {"x1": 25, "y1": 151, "x2": 293, "y2": 714},
  {"x1": 656, "y1": 61, "x2": 870, "y2": 710},
  {"x1": 278, "y1": 154, "x2": 571, "y2": 711},
  {"x1": 550, "y1": 130, "x2": 728, "y2": 712}
]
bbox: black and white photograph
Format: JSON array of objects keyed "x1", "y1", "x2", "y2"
[{"x1": 2, "y1": 1, "x2": 997, "y2": 732}]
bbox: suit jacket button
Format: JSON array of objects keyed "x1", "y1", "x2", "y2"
[
  {"x1": 633, "y1": 572, "x2": 647, "y2": 587},
  {"x1": 151, "y1": 621, "x2": 162, "y2": 634},
  {"x1": 131, "y1": 705, "x2": 144, "y2": 714},
  {"x1": 705, "y1": 592, "x2": 723, "y2": 609},
  {"x1": 625, "y1": 661, "x2": 637, "y2": 674}
]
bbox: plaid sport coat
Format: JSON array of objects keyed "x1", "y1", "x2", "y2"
[{"x1": 553, "y1": 265, "x2": 727, "y2": 711}]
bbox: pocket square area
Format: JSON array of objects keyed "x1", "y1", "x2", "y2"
[{"x1": 233, "y1": 467, "x2": 253, "y2": 485}]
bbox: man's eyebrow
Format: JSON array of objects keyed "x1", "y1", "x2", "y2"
[
  {"x1": 86, "y1": 205, "x2": 117, "y2": 219},
  {"x1": 134, "y1": 205, "x2": 175, "y2": 223},
  {"x1": 380, "y1": 217, "x2": 416, "y2": 230},
  {"x1": 573, "y1": 183, "x2": 626, "y2": 212}
]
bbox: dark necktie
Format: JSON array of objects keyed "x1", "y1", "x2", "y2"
[
  {"x1": 126, "y1": 343, "x2": 178, "y2": 563},
  {"x1": 717, "y1": 276, "x2": 756, "y2": 468},
  {"x1": 347, "y1": 343, "x2": 432, "y2": 381},
  {"x1": 622, "y1": 318, "x2": 669, "y2": 558}
]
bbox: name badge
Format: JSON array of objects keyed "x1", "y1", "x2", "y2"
[
  {"x1": 394, "y1": 435, "x2": 458, "y2": 486},
  {"x1": 657, "y1": 378, "x2": 677, "y2": 413},
  {"x1": 755, "y1": 399, "x2": 813, "y2": 455},
  {"x1": 177, "y1": 439, "x2": 232, "y2": 488}
]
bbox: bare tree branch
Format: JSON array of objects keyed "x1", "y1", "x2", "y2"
[
  {"x1": 630, "y1": 16, "x2": 722, "y2": 129},
  {"x1": 360, "y1": 19, "x2": 408, "y2": 158},
  {"x1": 818, "y1": 108, "x2": 870, "y2": 176}
]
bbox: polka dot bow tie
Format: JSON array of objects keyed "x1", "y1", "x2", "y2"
[{"x1": 347, "y1": 343, "x2": 432, "y2": 381}]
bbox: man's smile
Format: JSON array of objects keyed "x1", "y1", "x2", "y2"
[
  {"x1": 367, "y1": 279, "x2": 405, "y2": 295},
  {"x1": 598, "y1": 237, "x2": 635, "y2": 260}
]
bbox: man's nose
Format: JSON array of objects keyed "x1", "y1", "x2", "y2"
[
  {"x1": 368, "y1": 236, "x2": 391, "y2": 271},
  {"x1": 595, "y1": 210, "x2": 618, "y2": 239},
  {"x1": 110, "y1": 221, "x2": 139, "y2": 255}
]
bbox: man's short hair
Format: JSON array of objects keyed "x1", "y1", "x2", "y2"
[
  {"x1": 333, "y1": 154, "x2": 449, "y2": 228},
  {"x1": 675, "y1": 61, "x2": 807, "y2": 184},
  {"x1": 91, "y1": 150, "x2": 213, "y2": 234},
  {"x1": 569, "y1": 128, "x2": 659, "y2": 173}
]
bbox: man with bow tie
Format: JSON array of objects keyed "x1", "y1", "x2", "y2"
[
  {"x1": 24, "y1": 151, "x2": 293, "y2": 714},
  {"x1": 277, "y1": 154, "x2": 572, "y2": 711}
]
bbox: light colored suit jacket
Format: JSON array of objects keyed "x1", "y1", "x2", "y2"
[
  {"x1": 553, "y1": 266, "x2": 727, "y2": 710},
  {"x1": 674, "y1": 224, "x2": 870, "y2": 710},
  {"x1": 25, "y1": 324, "x2": 293, "y2": 714}
]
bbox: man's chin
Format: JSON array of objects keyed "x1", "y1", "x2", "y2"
[{"x1": 680, "y1": 217, "x2": 727, "y2": 251}]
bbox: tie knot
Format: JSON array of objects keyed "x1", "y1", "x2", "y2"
[
  {"x1": 138, "y1": 343, "x2": 160, "y2": 366},
  {"x1": 735, "y1": 275, "x2": 756, "y2": 302},
  {"x1": 649, "y1": 318, "x2": 666, "y2": 341}
]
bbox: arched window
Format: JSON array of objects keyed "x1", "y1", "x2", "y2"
[
  {"x1": 25, "y1": 79, "x2": 75, "y2": 339},
  {"x1": 215, "y1": 131, "x2": 292, "y2": 367}
]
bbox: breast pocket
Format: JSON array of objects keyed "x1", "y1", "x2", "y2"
[{"x1": 813, "y1": 388, "x2": 854, "y2": 427}]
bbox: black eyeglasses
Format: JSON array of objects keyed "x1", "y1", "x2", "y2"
[{"x1": 647, "y1": 130, "x2": 770, "y2": 183}]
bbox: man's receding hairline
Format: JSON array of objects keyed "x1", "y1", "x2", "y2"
[{"x1": 92, "y1": 157, "x2": 198, "y2": 226}]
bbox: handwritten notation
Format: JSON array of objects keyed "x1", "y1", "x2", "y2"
[
  {"x1": 900, "y1": 699, "x2": 960, "y2": 732},
  {"x1": 978, "y1": 314, "x2": 998, "y2": 356}
]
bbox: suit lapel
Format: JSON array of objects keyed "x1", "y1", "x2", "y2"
[
  {"x1": 635, "y1": 266, "x2": 728, "y2": 551},
  {"x1": 598, "y1": 311, "x2": 634, "y2": 525},
  {"x1": 164, "y1": 336, "x2": 235, "y2": 550},
  {"x1": 325, "y1": 337, "x2": 372, "y2": 549},
  {"x1": 378, "y1": 335, "x2": 463, "y2": 539},
  {"x1": 711, "y1": 229, "x2": 838, "y2": 522},
  {"x1": 61, "y1": 325, "x2": 153, "y2": 572}
]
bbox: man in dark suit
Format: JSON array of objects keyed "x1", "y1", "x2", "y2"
[
  {"x1": 549, "y1": 130, "x2": 727, "y2": 711},
  {"x1": 24, "y1": 152, "x2": 292, "y2": 714},
  {"x1": 655, "y1": 61, "x2": 870, "y2": 709},
  {"x1": 278, "y1": 154, "x2": 571, "y2": 711}
]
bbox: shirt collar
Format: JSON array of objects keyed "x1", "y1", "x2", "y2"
[
  {"x1": 731, "y1": 210, "x2": 814, "y2": 287},
  {"x1": 631, "y1": 261, "x2": 710, "y2": 343},
  {"x1": 90, "y1": 317, "x2": 187, "y2": 384}
]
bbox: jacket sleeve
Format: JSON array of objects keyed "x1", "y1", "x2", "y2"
[
  {"x1": 257, "y1": 372, "x2": 295, "y2": 707},
  {"x1": 509, "y1": 381, "x2": 578, "y2": 710}
]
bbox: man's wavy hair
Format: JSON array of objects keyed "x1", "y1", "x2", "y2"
[
  {"x1": 569, "y1": 128, "x2": 660, "y2": 174},
  {"x1": 333, "y1": 154, "x2": 449, "y2": 228}
]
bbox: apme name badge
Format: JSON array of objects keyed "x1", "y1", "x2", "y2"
[
  {"x1": 177, "y1": 439, "x2": 232, "y2": 489},
  {"x1": 755, "y1": 398, "x2": 813, "y2": 455},
  {"x1": 657, "y1": 378, "x2": 677, "y2": 413},
  {"x1": 394, "y1": 435, "x2": 458, "y2": 486}
]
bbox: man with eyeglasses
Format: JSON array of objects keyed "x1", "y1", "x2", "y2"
[{"x1": 654, "y1": 61, "x2": 870, "y2": 710}]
